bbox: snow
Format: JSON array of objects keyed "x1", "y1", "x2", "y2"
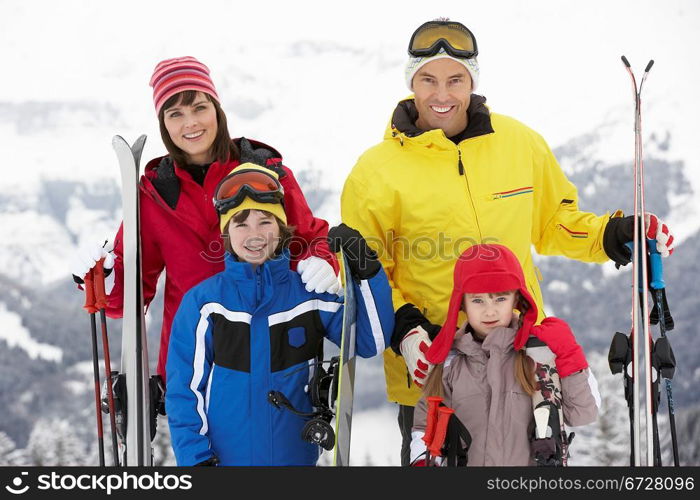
[
  {"x1": 348, "y1": 406, "x2": 403, "y2": 466},
  {"x1": 0, "y1": 302, "x2": 62, "y2": 362},
  {"x1": 64, "y1": 194, "x2": 119, "y2": 251},
  {"x1": 315, "y1": 406, "x2": 402, "y2": 466},
  {"x1": 0, "y1": 208, "x2": 75, "y2": 285},
  {"x1": 548, "y1": 280, "x2": 570, "y2": 293}
]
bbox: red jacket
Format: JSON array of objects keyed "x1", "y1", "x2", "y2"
[{"x1": 106, "y1": 139, "x2": 338, "y2": 380}]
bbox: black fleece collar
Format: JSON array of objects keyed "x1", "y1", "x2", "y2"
[{"x1": 391, "y1": 94, "x2": 494, "y2": 141}]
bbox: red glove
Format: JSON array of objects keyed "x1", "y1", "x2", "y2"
[
  {"x1": 645, "y1": 213, "x2": 675, "y2": 257},
  {"x1": 530, "y1": 317, "x2": 587, "y2": 378}
]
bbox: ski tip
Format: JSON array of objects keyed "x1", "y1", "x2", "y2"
[
  {"x1": 112, "y1": 135, "x2": 126, "y2": 148},
  {"x1": 621, "y1": 55, "x2": 631, "y2": 67},
  {"x1": 645, "y1": 60, "x2": 654, "y2": 72},
  {"x1": 134, "y1": 134, "x2": 148, "y2": 148}
]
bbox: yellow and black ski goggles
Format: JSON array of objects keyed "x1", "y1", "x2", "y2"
[{"x1": 408, "y1": 21, "x2": 478, "y2": 59}]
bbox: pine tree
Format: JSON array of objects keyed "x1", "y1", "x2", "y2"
[
  {"x1": 568, "y1": 350, "x2": 631, "y2": 466},
  {"x1": 152, "y1": 415, "x2": 176, "y2": 466},
  {"x1": 658, "y1": 404, "x2": 700, "y2": 466},
  {"x1": 25, "y1": 418, "x2": 87, "y2": 466},
  {"x1": 0, "y1": 431, "x2": 26, "y2": 466}
]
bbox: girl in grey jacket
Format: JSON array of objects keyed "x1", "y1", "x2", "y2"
[{"x1": 411, "y1": 244, "x2": 599, "y2": 466}]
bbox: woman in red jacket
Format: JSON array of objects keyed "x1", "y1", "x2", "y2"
[{"x1": 72, "y1": 56, "x2": 339, "y2": 384}]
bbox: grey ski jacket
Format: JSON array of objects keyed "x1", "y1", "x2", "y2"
[{"x1": 412, "y1": 325, "x2": 599, "y2": 466}]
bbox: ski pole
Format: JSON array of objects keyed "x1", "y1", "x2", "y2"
[
  {"x1": 93, "y1": 258, "x2": 120, "y2": 467},
  {"x1": 422, "y1": 396, "x2": 442, "y2": 466},
  {"x1": 83, "y1": 269, "x2": 105, "y2": 467},
  {"x1": 649, "y1": 241, "x2": 680, "y2": 466},
  {"x1": 428, "y1": 406, "x2": 454, "y2": 463}
]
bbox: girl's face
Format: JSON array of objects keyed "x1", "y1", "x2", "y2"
[
  {"x1": 464, "y1": 291, "x2": 516, "y2": 339},
  {"x1": 163, "y1": 91, "x2": 218, "y2": 164},
  {"x1": 227, "y1": 210, "x2": 281, "y2": 268}
]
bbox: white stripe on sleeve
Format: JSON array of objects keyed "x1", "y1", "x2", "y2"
[
  {"x1": 587, "y1": 368, "x2": 602, "y2": 409},
  {"x1": 359, "y1": 280, "x2": 385, "y2": 354},
  {"x1": 190, "y1": 303, "x2": 252, "y2": 435},
  {"x1": 204, "y1": 367, "x2": 214, "y2": 413}
]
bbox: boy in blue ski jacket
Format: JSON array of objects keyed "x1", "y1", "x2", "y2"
[{"x1": 166, "y1": 163, "x2": 394, "y2": 466}]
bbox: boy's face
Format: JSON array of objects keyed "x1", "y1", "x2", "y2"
[
  {"x1": 227, "y1": 209, "x2": 281, "y2": 267},
  {"x1": 464, "y1": 291, "x2": 516, "y2": 339}
]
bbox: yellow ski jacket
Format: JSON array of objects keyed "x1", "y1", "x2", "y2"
[{"x1": 341, "y1": 96, "x2": 611, "y2": 406}]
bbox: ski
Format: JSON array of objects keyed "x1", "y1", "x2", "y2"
[
  {"x1": 332, "y1": 252, "x2": 357, "y2": 466},
  {"x1": 525, "y1": 337, "x2": 571, "y2": 466},
  {"x1": 608, "y1": 57, "x2": 681, "y2": 467},
  {"x1": 113, "y1": 134, "x2": 152, "y2": 466}
]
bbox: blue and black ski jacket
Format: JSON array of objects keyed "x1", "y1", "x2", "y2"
[{"x1": 165, "y1": 251, "x2": 394, "y2": 466}]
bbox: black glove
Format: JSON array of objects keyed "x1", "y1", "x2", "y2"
[
  {"x1": 238, "y1": 137, "x2": 286, "y2": 178},
  {"x1": 327, "y1": 223, "x2": 381, "y2": 280},
  {"x1": 390, "y1": 303, "x2": 441, "y2": 355},
  {"x1": 195, "y1": 456, "x2": 220, "y2": 466},
  {"x1": 603, "y1": 215, "x2": 634, "y2": 267}
]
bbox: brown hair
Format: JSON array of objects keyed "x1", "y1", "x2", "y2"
[
  {"x1": 512, "y1": 293, "x2": 537, "y2": 395},
  {"x1": 421, "y1": 290, "x2": 536, "y2": 398},
  {"x1": 158, "y1": 90, "x2": 239, "y2": 167},
  {"x1": 222, "y1": 209, "x2": 295, "y2": 259}
]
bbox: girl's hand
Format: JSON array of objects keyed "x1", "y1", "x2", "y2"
[{"x1": 530, "y1": 317, "x2": 587, "y2": 377}]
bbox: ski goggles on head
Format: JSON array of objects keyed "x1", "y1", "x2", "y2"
[
  {"x1": 213, "y1": 167, "x2": 284, "y2": 215},
  {"x1": 408, "y1": 21, "x2": 478, "y2": 59}
]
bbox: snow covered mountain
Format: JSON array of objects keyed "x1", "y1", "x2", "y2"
[{"x1": 2, "y1": 0, "x2": 699, "y2": 465}]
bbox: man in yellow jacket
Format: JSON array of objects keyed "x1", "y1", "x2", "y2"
[{"x1": 340, "y1": 18, "x2": 676, "y2": 465}]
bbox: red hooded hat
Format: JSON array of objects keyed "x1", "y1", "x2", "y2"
[{"x1": 425, "y1": 244, "x2": 538, "y2": 364}]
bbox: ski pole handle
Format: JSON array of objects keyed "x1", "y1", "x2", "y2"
[
  {"x1": 83, "y1": 269, "x2": 97, "y2": 314},
  {"x1": 422, "y1": 396, "x2": 443, "y2": 447},
  {"x1": 93, "y1": 258, "x2": 108, "y2": 310},
  {"x1": 428, "y1": 406, "x2": 454, "y2": 458},
  {"x1": 647, "y1": 239, "x2": 665, "y2": 290},
  {"x1": 626, "y1": 240, "x2": 665, "y2": 290}
]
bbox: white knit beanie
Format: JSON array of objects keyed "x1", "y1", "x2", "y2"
[{"x1": 405, "y1": 49, "x2": 479, "y2": 91}]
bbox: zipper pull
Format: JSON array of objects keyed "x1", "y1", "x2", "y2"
[
  {"x1": 458, "y1": 150, "x2": 464, "y2": 176},
  {"x1": 255, "y1": 266, "x2": 263, "y2": 304}
]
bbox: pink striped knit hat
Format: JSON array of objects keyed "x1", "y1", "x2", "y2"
[{"x1": 149, "y1": 56, "x2": 220, "y2": 114}]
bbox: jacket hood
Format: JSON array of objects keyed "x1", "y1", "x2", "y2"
[{"x1": 425, "y1": 244, "x2": 538, "y2": 364}]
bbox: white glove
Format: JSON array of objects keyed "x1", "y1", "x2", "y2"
[
  {"x1": 399, "y1": 325, "x2": 434, "y2": 387},
  {"x1": 297, "y1": 256, "x2": 341, "y2": 294},
  {"x1": 645, "y1": 213, "x2": 675, "y2": 257},
  {"x1": 70, "y1": 240, "x2": 116, "y2": 294}
]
